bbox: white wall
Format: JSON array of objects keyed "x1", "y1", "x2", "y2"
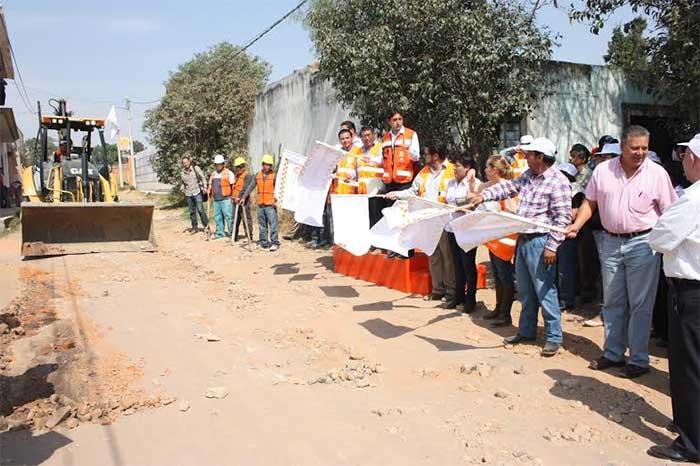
[
  {"x1": 134, "y1": 147, "x2": 173, "y2": 192},
  {"x1": 527, "y1": 61, "x2": 657, "y2": 160},
  {"x1": 247, "y1": 61, "x2": 657, "y2": 164},
  {"x1": 247, "y1": 65, "x2": 357, "y2": 167}
]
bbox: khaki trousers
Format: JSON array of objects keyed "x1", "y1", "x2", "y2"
[{"x1": 429, "y1": 231, "x2": 456, "y2": 300}]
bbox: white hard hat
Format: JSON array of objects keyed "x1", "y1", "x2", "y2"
[
  {"x1": 524, "y1": 137, "x2": 556, "y2": 158},
  {"x1": 558, "y1": 162, "x2": 578, "y2": 179},
  {"x1": 598, "y1": 143, "x2": 622, "y2": 156},
  {"x1": 213, "y1": 154, "x2": 225, "y2": 164},
  {"x1": 520, "y1": 135, "x2": 534, "y2": 146},
  {"x1": 678, "y1": 133, "x2": 700, "y2": 159}
]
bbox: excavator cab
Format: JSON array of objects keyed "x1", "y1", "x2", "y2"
[{"x1": 20, "y1": 99, "x2": 156, "y2": 257}]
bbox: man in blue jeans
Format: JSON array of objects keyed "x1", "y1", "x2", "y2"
[
  {"x1": 568, "y1": 126, "x2": 678, "y2": 378},
  {"x1": 179, "y1": 154, "x2": 209, "y2": 233},
  {"x1": 469, "y1": 137, "x2": 572, "y2": 357},
  {"x1": 241, "y1": 154, "x2": 281, "y2": 251}
]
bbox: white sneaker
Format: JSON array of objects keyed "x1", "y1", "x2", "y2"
[{"x1": 269, "y1": 244, "x2": 279, "y2": 252}]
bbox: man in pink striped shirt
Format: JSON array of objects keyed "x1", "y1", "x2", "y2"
[{"x1": 568, "y1": 125, "x2": 678, "y2": 378}]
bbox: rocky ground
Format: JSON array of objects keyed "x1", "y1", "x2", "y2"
[{"x1": 0, "y1": 192, "x2": 676, "y2": 465}]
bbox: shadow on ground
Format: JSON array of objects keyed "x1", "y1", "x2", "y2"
[
  {"x1": 545, "y1": 368, "x2": 673, "y2": 446},
  {"x1": 0, "y1": 364, "x2": 58, "y2": 416},
  {"x1": 0, "y1": 429, "x2": 72, "y2": 466}
]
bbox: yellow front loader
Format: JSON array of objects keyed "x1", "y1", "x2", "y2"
[{"x1": 21, "y1": 99, "x2": 156, "y2": 257}]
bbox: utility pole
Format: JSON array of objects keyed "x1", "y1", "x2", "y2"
[
  {"x1": 116, "y1": 134, "x2": 124, "y2": 188},
  {"x1": 125, "y1": 98, "x2": 137, "y2": 188}
]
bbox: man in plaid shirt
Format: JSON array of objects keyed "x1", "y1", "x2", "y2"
[{"x1": 470, "y1": 137, "x2": 572, "y2": 356}]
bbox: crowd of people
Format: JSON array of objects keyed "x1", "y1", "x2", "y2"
[{"x1": 177, "y1": 112, "x2": 699, "y2": 463}]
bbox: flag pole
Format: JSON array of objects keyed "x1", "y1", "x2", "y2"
[{"x1": 116, "y1": 132, "x2": 124, "y2": 188}]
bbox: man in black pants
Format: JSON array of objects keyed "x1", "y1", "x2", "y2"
[{"x1": 649, "y1": 134, "x2": 700, "y2": 463}]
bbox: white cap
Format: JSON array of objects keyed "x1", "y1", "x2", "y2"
[
  {"x1": 647, "y1": 150, "x2": 661, "y2": 164},
  {"x1": 524, "y1": 137, "x2": 556, "y2": 158},
  {"x1": 520, "y1": 135, "x2": 534, "y2": 146},
  {"x1": 214, "y1": 154, "x2": 225, "y2": 164},
  {"x1": 558, "y1": 162, "x2": 578, "y2": 179},
  {"x1": 598, "y1": 143, "x2": 622, "y2": 156},
  {"x1": 678, "y1": 133, "x2": 700, "y2": 159}
]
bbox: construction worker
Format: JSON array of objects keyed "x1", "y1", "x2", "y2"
[
  {"x1": 355, "y1": 126, "x2": 384, "y2": 226},
  {"x1": 386, "y1": 144, "x2": 456, "y2": 306},
  {"x1": 241, "y1": 154, "x2": 280, "y2": 251},
  {"x1": 207, "y1": 154, "x2": 235, "y2": 239},
  {"x1": 382, "y1": 110, "x2": 420, "y2": 193},
  {"x1": 232, "y1": 157, "x2": 254, "y2": 242}
]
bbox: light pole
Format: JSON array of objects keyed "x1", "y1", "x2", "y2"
[{"x1": 125, "y1": 98, "x2": 137, "y2": 188}]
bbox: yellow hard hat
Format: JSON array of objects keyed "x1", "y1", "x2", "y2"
[
  {"x1": 261, "y1": 154, "x2": 274, "y2": 165},
  {"x1": 233, "y1": 157, "x2": 246, "y2": 167}
]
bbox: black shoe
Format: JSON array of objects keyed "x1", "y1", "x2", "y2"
[
  {"x1": 443, "y1": 300, "x2": 457, "y2": 310},
  {"x1": 541, "y1": 342, "x2": 561, "y2": 357},
  {"x1": 647, "y1": 445, "x2": 699, "y2": 463},
  {"x1": 491, "y1": 318, "x2": 512, "y2": 328},
  {"x1": 424, "y1": 293, "x2": 444, "y2": 301},
  {"x1": 589, "y1": 356, "x2": 626, "y2": 371},
  {"x1": 503, "y1": 334, "x2": 536, "y2": 345},
  {"x1": 484, "y1": 311, "x2": 502, "y2": 320},
  {"x1": 620, "y1": 364, "x2": 650, "y2": 379},
  {"x1": 667, "y1": 422, "x2": 678, "y2": 433},
  {"x1": 462, "y1": 300, "x2": 476, "y2": 314}
]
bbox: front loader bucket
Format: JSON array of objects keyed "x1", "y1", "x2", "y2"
[{"x1": 21, "y1": 202, "x2": 157, "y2": 257}]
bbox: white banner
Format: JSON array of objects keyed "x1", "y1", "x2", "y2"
[
  {"x1": 275, "y1": 149, "x2": 306, "y2": 212},
  {"x1": 294, "y1": 142, "x2": 345, "y2": 227},
  {"x1": 331, "y1": 194, "x2": 371, "y2": 256}
]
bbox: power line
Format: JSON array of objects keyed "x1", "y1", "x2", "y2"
[
  {"x1": 220, "y1": 0, "x2": 309, "y2": 70},
  {"x1": 7, "y1": 36, "x2": 36, "y2": 115}
]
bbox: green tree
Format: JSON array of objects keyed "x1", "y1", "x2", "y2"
[
  {"x1": 93, "y1": 140, "x2": 145, "y2": 165},
  {"x1": 305, "y1": 0, "x2": 553, "y2": 160},
  {"x1": 22, "y1": 136, "x2": 57, "y2": 167},
  {"x1": 572, "y1": 0, "x2": 700, "y2": 129},
  {"x1": 144, "y1": 42, "x2": 271, "y2": 183}
]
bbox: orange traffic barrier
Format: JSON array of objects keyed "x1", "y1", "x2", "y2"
[
  {"x1": 333, "y1": 246, "x2": 432, "y2": 296},
  {"x1": 332, "y1": 247, "x2": 488, "y2": 296}
]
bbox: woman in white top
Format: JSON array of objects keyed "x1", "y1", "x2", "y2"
[
  {"x1": 446, "y1": 153, "x2": 481, "y2": 313},
  {"x1": 478, "y1": 155, "x2": 518, "y2": 327}
]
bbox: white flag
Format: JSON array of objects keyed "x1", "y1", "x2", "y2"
[
  {"x1": 368, "y1": 216, "x2": 409, "y2": 257},
  {"x1": 105, "y1": 106, "x2": 120, "y2": 142},
  {"x1": 275, "y1": 149, "x2": 306, "y2": 212},
  {"x1": 368, "y1": 196, "x2": 453, "y2": 256},
  {"x1": 331, "y1": 194, "x2": 371, "y2": 256},
  {"x1": 450, "y1": 210, "x2": 533, "y2": 252},
  {"x1": 294, "y1": 141, "x2": 345, "y2": 227}
]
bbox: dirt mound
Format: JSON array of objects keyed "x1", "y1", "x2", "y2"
[{"x1": 0, "y1": 267, "x2": 168, "y2": 433}]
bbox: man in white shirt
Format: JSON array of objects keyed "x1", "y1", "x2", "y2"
[{"x1": 648, "y1": 133, "x2": 700, "y2": 464}]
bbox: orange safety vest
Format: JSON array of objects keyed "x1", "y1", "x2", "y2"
[
  {"x1": 416, "y1": 162, "x2": 455, "y2": 204},
  {"x1": 512, "y1": 151, "x2": 528, "y2": 178},
  {"x1": 214, "y1": 168, "x2": 233, "y2": 197},
  {"x1": 232, "y1": 169, "x2": 247, "y2": 198},
  {"x1": 256, "y1": 171, "x2": 275, "y2": 206},
  {"x1": 485, "y1": 200, "x2": 518, "y2": 261},
  {"x1": 353, "y1": 143, "x2": 384, "y2": 194},
  {"x1": 382, "y1": 127, "x2": 416, "y2": 184},
  {"x1": 332, "y1": 152, "x2": 358, "y2": 195}
]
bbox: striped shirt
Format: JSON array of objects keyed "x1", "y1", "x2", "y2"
[{"x1": 481, "y1": 166, "x2": 572, "y2": 251}]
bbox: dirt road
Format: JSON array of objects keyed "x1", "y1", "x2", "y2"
[{"x1": 0, "y1": 196, "x2": 675, "y2": 465}]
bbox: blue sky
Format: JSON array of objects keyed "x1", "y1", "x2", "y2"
[{"x1": 3, "y1": 0, "x2": 637, "y2": 146}]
